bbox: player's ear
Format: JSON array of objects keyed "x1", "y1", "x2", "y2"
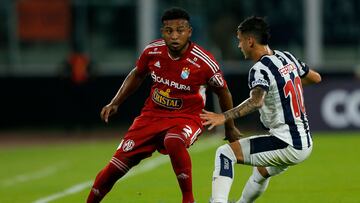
[{"x1": 248, "y1": 36, "x2": 255, "y2": 48}]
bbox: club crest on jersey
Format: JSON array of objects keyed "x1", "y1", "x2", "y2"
[
  {"x1": 122, "y1": 139, "x2": 135, "y2": 152},
  {"x1": 152, "y1": 88, "x2": 183, "y2": 109},
  {"x1": 181, "y1": 67, "x2": 190, "y2": 79},
  {"x1": 209, "y1": 73, "x2": 225, "y2": 87}
]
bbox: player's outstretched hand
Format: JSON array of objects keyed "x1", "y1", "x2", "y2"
[
  {"x1": 200, "y1": 109, "x2": 226, "y2": 130},
  {"x1": 100, "y1": 104, "x2": 119, "y2": 123}
]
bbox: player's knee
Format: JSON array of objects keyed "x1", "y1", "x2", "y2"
[
  {"x1": 216, "y1": 144, "x2": 237, "y2": 162},
  {"x1": 214, "y1": 144, "x2": 236, "y2": 178},
  {"x1": 265, "y1": 166, "x2": 288, "y2": 177},
  {"x1": 164, "y1": 136, "x2": 185, "y2": 149}
]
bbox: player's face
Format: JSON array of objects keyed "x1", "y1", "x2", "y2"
[
  {"x1": 237, "y1": 31, "x2": 251, "y2": 59},
  {"x1": 161, "y1": 19, "x2": 192, "y2": 55}
]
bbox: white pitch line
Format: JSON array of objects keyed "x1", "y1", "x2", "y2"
[
  {"x1": 32, "y1": 136, "x2": 221, "y2": 203},
  {"x1": 1, "y1": 163, "x2": 67, "y2": 187},
  {"x1": 32, "y1": 155, "x2": 170, "y2": 203},
  {"x1": 33, "y1": 181, "x2": 94, "y2": 203}
]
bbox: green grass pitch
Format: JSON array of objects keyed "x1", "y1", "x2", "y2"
[{"x1": 1, "y1": 132, "x2": 359, "y2": 203}]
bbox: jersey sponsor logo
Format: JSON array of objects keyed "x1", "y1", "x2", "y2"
[
  {"x1": 251, "y1": 78, "x2": 269, "y2": 88},
  {"x1": 209, "y1": 73, "x2": 225, "y2": 87},
  {"x1": 152, "y1": 88, "x2": 183, "y2": 109},
  {"x1": 186, "y1": 57, "x2": 200, "y2": 68},
  {"x1": 148, "y1": 47, "x2": 162, "y2": 55},
  {"x1": 180, "y1": 67, "x2": 190, "y2": 79},
  {"x1": 122, "y1": 139, "x2": 135, "y2": 152},
  {"x1": 279, "y1": 63, "x2": 297, "y2": 77},
  {"x1": 151, "y1": 71, "x2": 191, "y2": 91}
]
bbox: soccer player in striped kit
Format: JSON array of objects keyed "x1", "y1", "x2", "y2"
[
  {"x1": 200, "y1": 16, "x2": 322, "y2": 203},
  {"x1": 87, "y1": 7, "x2": 240, "y2": 203}
]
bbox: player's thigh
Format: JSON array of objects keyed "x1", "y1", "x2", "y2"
[
  {"x1": 113, "y1": 116, "x2": 167, "y2": 166},
  {"x1": 165, "y1": 117, "x2": 203, "y2": 148},
  {"x1": 239, "y1": 134, "x2": 295, "y2": 166}
]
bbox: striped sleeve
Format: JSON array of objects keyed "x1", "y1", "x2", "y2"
[
  {"x1": 248, "y1": 62, "x2": 270, "y2": 91},
  {"x1": 296, "y1": 59, "x2": 310, "y2": 78},
  {"x1": 284, "y1": 51, "x2": 309, "y2": 77},
  {"x1": 191, "y1": 45, "x2": 220, "y2": 73},
  {"x1": 190, "y1": 45, "x2": 227, "y2": 88}
]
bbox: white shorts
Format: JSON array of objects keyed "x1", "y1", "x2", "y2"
[{"x1": 239, "y1": 134, "x2": 312, "y2": 167}]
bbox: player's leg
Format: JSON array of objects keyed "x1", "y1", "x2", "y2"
[
  {"x1": 211, "y1": 142, "x2": 239, "y2": 203},
  {"x1": 164, "y1": 135, "x2": 193, "y2": 203},
  {"x1": 87, "y1": 116, "x2": 160, "y2": 202},
  {"x1": 237, "y1": 166, "x2": 288, "y2": 203},
  {"x1": 87, "y1": 147, "x2": 149, "y2": 203},
  {"x1": 87, "y1": 159, "x2": 131, "y2": 203},
  {"x1": 163, "y1": 118, "x2": 203, "y2": 203},
  {"x1": 236, "y1": 135, "x2": 291, "y2": 203},
  {"x1": 237, "y1": 166, "x2": 287, "y2": 203},
  {"x1": 236, "y1": 167, "x2": 270, "y2": 203}
]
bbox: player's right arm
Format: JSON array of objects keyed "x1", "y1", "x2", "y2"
[
  {"x1": 201, "y1": 87, "x2": 267, "y2": 130},
  {"x1": 101, "y1": 68, "x2": 147, "y2": 123},
  {"x1": 301, "y1": 69, "x2": 322, "y2": 85}
]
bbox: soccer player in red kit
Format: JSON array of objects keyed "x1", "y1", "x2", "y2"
[{"x1": 87, "y1": 7, "x2": 240, "y2": 203}]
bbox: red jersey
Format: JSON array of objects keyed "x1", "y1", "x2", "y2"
[{"x1": 136, "y1": 39, "x2": 227, "y2": 124}]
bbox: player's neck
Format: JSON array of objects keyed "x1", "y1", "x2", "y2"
[
  {"x1": 168, "y1": 42, "x2": 190, "y2": 60},
  {"x1": 168, "y1": 52, "x2": 181, "y2": 60},
  {"x1": 252, "y1": 45, "x2": 273, "y2": 61}
]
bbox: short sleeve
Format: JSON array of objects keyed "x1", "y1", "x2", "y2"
[
  {"x1": 135, "y1": 51, "x2": 150, "y2": 75},
  {"x1": 190, "y1": 44, "x2": 227, "y2": 89},
  {"x1": 297, "y1": 59, "x2": 310, "y2": 78},
  {"x1": 205, "y1": 58, "x2": 227, "y2": 89},
  {"x1": 248, "y1": 63, "x2": 270, "y2": 92},
  {"x1": 208, "y1": 71, "x2": 227, "y2": 89}
]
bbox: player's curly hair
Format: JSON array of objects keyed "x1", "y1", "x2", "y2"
[
  {"x1": 237, "y1": 16, "x2": 270, "y2": 45},
  {"x1": 161, "y1": 7, "x2": 190, "y2": 24}
]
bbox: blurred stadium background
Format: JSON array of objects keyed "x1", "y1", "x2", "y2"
[
  {"x1": 1, "y1": 0, "x2": 360, "y2": 131},
  {"x1": 1, "y1": 0, "x2": 360, "y2": 202}
]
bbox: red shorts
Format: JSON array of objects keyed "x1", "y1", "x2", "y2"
[{"x1": 113, "y1": 115, "x2": 204, "y2": 166}]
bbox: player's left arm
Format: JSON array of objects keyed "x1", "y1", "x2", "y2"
[
  {"x1": 301, "y1": 69, "x2": 322, "y2": 85},
  {"x1": 201, "y1": 86, "x2": 266, "y2": 130},
  {"x1": 296, "y1": 57, "x2": 321, "y2": 85}
]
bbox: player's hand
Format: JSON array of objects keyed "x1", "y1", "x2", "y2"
[
  {"x1": 224, "y1": 126, "x2": 243, "y2": 143},
  {"x1": 200, "y1": 109, "x2": 226, "y2": 130},
  {"x1": 100, "y1": 103, "x2": 119, "y2": 123}
]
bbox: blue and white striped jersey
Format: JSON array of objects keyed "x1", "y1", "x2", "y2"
[{"x1": 248, "y1": 50, "x2": 311, "y2": 149}]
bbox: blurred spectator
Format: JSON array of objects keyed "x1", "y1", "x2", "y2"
[
  {"x1": 67, "y1": 52, "x2": 91, "y2": 84},
  {"x1": 59, "y1": 52, "x2": 97, "y2": 129}
]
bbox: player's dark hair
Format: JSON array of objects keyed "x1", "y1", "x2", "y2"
[
  {"x1": 237, "y1": 16, "x2": 270, "y2": 45},
  {"x1": 161, "y1": 7, "x2": 190, "y2": 24}
]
